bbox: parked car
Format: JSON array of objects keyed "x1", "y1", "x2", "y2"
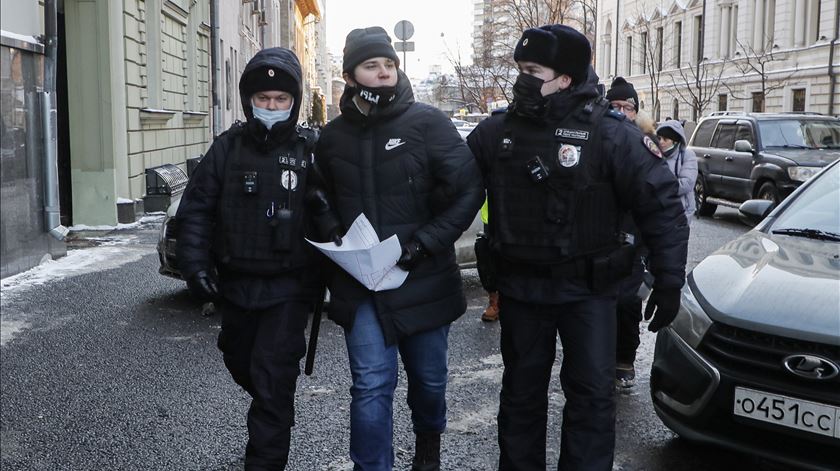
[
  {"x1": 650, "y1": 159, "x2": 840, "y2": 470},
  {"x1": 157, "y1": 199, "x2": 481, "y2": 279},
  {"x1": 688, "y1": 112, "x2": 840, "y2": 217}
]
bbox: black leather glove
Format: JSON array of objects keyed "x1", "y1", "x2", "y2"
[
  {"x1": 397, "y1": 240, "x2": 426, "y2": 271},
  {"x1": 644, "y1": 288, "x2": 681, "y2": 332},
  {"x1": 305, "y1": 188, "x2": 343, "y2": 246},
  {"x1": 187, "y1": 270, "x2": 219, "y2": 302}
]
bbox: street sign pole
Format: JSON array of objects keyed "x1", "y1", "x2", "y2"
[{"x1": 394, "y1": 20, "x2": 415, "y2": 75}]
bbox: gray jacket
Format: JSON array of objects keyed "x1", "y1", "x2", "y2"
[{"x1": 657, "y1": 120, "x2": 698, "y2": 220}]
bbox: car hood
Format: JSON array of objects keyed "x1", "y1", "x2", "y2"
[
  {"x1": 767, "y1": 148, "x2": 840, "y2": 166},
  {"x1": 690, "y1": 231, "x2": 840, "y2": 346}
]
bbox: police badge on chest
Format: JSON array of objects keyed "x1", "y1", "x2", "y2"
[{"x1": 557, "y1": 144, "x2": 581, "y2": 168}]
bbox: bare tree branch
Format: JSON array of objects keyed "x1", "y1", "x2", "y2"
[
  {"x1": 722, "y1": 38, "x2": 797, "y2": 109},
  {"x1": 667, "y1": 58, "x2": 727, "y2": 119}
]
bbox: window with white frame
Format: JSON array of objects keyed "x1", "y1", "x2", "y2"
[
  {"x1": 626, "y1": 36, "x2": 633, "y2": 75},
  {"x1": 674, "y1": 21, "x2": 683, "y2": 67},
  {"x1": 641, "y1": 31, "x2": 648, "y2": 73},
  {"x1": 754, "y1": 0, "x2": 776, "y2": 50},
  {"x1": 656, "y1": 27, "x2": 664, "y2": 71},
  {"x1": 792, "y1": 88, "x2": 806, "y2": 112},
  {"x1": 145, "y1": 0, "x2": 162, "y2": 108},
  {"x1": 793, "y1": 0, "x2": 821, "y2": 46},
  {"x1": 693, "y1": 14, "x2": 704, "y2": 63}
]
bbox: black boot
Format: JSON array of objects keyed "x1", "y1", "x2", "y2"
[{"x1": 411, "y1": 431, "x2": 441, "y2": 471}]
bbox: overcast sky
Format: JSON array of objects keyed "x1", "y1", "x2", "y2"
[{"x1": 325, "y1": 0, "x2": 474, "y2": 81}]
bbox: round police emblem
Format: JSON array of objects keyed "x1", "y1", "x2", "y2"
[
  {"x1": 281, "y1": 170, "x2": 298, "y2": 190},
  {"x1": 558, "y1": 144, "x2": 580, "y2": 168},
  {"x1": 643, "y1": 135, "x2": 663, "y2": 159},
  {"x1": 267, "y1": 69, "x2": 275, "y2": 77}
]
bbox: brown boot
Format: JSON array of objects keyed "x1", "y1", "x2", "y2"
[{"x1": 481, "y1": 291, "x2": 499, "y2": 322}]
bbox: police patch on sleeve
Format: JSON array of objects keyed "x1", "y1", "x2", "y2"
[
  {"x1": 558, "y1": 144, "x2": 581, "y2": 168},
  {"x1": 643, "y1": 135, "x2": 663, "y2": 159},
  {"x1": 281, "y1": 170, "x2": 298, "y2": 190}
]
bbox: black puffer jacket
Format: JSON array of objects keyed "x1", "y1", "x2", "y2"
[
  {"x1": 316, "y1": 71, "x2": 484, "y2": 343},
  {"x1": 176, "y1": 48, "x2": 323, "y2": 310}
]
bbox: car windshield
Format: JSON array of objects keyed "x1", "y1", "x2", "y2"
[
  {"x1": 759, "y1": 119, "x2": 840, "y2": 149},
  {"x1": 770, "y1": 163, "x2": 840, "y2": 239}
]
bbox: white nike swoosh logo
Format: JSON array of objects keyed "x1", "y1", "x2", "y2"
[{"x1": 385, "y1": 141, "x2": 406, "y2": 150}]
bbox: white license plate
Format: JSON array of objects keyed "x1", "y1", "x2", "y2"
[{"x1": 733, "y1": 387, "x2": 840, "y2": 440}]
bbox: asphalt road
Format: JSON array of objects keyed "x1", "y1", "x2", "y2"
[{"x1": 1, "y1": 207, "x2": 794, "y2": 470}]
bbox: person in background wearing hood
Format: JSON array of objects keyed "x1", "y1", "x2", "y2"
[
  {"x1": 314, "y1": 27, "x2": 484, "y2": 471},
  {"x1": 176, "y1": 48, "x2": 341, "y2": 470},
  {"x1": 467, "y1": 25, "x2": 688, "y2": 470},
  {"x1": 657, "y1": 120, "x2": 698, "y2": 221}
]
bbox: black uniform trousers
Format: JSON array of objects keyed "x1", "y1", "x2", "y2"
[
  {"x1": 497, "y1": 294, "x2": 617, "y2": 471},
  {"x1": 217, "y1": 299, "x2": 310, "y2": 470},
  {"x1": 615, "y1": 258, "x2": 645, "y2": 365}
]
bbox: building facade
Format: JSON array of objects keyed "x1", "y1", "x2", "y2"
[
  {"x1": 596, "y1": 0, "x2": 840, "y2": 122},
  {"x1": 1, "y1": 1, "x2": 67, "y2": 278},
  {"x1": 1, "y1": 0, "x2": 328, "y2": 278}
]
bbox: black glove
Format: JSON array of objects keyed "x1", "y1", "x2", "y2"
[
  {"x1": 305, "y1": 188, "x2": 343, "y2": 246},
  {"x1": 644, "y1": 288, "x2": 681, "y2": 332},
  {"x1": 187, "y1": 270, "x2": 219, "y2": 302},
  {"x1": 397, "y1": 240, "x2": 426, "y2": 271}
]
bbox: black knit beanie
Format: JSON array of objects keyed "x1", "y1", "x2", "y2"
[
  {"x1": 240, "y1": 65, "x2": 299, "y2": 97},
  {"x1": 513, "y1": 25, "x2": 591, "y2": 85},
  {"x1": 606, "y1": 77, "x2": 639, "y2": 111},
  {"x1": 657, "y1": 126, "x2": 682, "y2": 144},
  {"x1": 342, "y1": 26, "x2": 400, "y2": 73}
]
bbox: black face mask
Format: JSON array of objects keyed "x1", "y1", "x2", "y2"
[
  {"x1": 356, "y1": 84, "x2": 397, "y2": 107},
  {"x1": 511, "y1": 73, "x2": 549, "y2": 119}
]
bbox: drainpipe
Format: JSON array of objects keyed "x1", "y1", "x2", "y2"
[
  {"x1": 42, "y1": 0, "x2": 68, "y2": 240},
  {"x1": 210, "y1": 0, "x2": 222, "y2": 136},
  {"x1": 828, "y1": 0, "x2": 840, "y2": 116}
]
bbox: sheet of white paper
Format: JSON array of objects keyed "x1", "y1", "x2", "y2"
[{"x1": 306, "y1": 214, "x2": 409, "y2": 291}]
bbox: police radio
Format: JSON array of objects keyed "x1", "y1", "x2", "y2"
[{"x1": 526, "y1": 156, "x2": 550, "y2": 183}]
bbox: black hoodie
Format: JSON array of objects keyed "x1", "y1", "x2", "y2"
[
  {"x1": 176, "y1": 48, "x2": 322, "y2": 309},
  {"x1": 238, "y1": 48, "x2": 305, "y2": 148}
]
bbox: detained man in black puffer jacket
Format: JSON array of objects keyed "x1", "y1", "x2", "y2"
[
  {"x1": 315, "y1": 27, "x2": 484, "y2": 471},
  {"x1": 176, "y1": 47, "x2": 340, "y2": 470}
]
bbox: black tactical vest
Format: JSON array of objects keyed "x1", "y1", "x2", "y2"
[
  {"x1": 215, "y1": 131, "x2": 315, "y2": 275},
  {"x1": 488, "y1": 98, "x2": 621, "y2": 264}
]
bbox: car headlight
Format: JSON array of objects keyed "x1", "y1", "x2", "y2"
[
  {"x1": 668, "y1": 281, "x2": 713, "y2": 348},
  {"x1": 787, "y1": 165, "x2": 821, "y2": 182}
]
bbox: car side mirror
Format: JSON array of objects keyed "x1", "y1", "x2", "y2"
[
  {"x1": 738, "y1": 199, "x2": 775, "y2": 225},
  {"x1": 734, "y1": 139, "x2": 754, "y2": 153}
]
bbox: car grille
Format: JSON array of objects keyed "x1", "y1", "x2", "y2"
[{"x1": 699, "y1": 323, "x2": 840, "y2": 398}]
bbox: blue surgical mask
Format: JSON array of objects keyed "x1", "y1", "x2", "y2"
[{"x1": 251, "y1": 99, "x2": 294, "y2": 130}]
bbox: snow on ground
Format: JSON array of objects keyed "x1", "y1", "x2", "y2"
[{"x1": 0, "y1": 219, "x2": 161, "y2": 346}]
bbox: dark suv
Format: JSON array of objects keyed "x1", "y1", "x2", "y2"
[{"x1": 688, "y1": 112, "x2": 840, "y2": 216}]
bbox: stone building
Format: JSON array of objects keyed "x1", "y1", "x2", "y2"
[{"x1": 596, "y1": 0, "x2": 840, "y2": 121}]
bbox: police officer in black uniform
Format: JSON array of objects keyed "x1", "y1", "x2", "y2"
[
  {"x1": 176, "y1": 47, "x2": 340, "y2": 470},
  {"x1": 467, "y1": 25, "x2": 689, "y2": 471}
]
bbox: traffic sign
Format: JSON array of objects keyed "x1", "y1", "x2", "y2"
[
  {"x1": 394, "y1": 20, "x2": 414, "y2": 41},
  {"x1": 394, "y1": 42, "x2": 415, "y2": 52}
]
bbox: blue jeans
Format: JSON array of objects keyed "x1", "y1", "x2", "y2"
[{"x1": 344, "y1": 300, "x2": 450, "y2": 471}]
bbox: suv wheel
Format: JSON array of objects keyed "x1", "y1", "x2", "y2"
[
  {"x1": 757, "y1": 181, "x2": 781, "y2": 205},
  {"x1": 695, "y1": 175, "x2": 717, "y2": 217}
]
